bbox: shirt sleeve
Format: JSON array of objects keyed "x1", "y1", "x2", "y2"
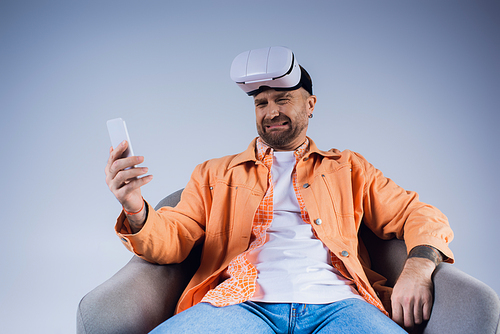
[
  {"x1": 353, "y1": 152, "x2": 454, "y2": 263},
  {"x1": 114, "y1": 165, "x2": 210, "y2": 264}
]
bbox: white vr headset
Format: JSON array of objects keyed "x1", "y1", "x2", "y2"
[{"x1": 230, "y1": 46, "x2": 309, "y2": 96}]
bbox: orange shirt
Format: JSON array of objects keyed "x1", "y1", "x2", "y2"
[{"x1": 116, "y1": 137, "x2": 454, "y2": 315}]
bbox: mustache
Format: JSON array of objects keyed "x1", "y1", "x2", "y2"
[{"x1": 262, "y1": 115, "x2": 291, "y2": 127}]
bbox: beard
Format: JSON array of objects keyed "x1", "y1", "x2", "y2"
[{"x1": 257, "y1": 114, "x2": 307, "y2": 150}]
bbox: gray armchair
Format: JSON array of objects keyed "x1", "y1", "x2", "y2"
[{"x1": 77, "y1": 189, "x2": 500, "y2": 334}]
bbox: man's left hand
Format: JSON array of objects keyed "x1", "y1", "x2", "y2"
[{"x1": 391, "y1": 257, "x2": 436, "y2": 330}]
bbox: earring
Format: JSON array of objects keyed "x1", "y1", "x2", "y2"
[{"x1": 308, "y1": 114, "x2": 313, "y2": 119}]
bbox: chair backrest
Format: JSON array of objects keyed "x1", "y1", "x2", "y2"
[
  {"x1": 155, "y1": 188, "x2": 184, "y2": 211},
  {"x1": 359, "y1": 224, "x2": 407, "y2": 287}
]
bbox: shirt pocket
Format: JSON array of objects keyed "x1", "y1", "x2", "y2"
[
  {"x1": 205, "y1": 181, "x2": 238, "y2": 237},
  {"x1": 319, "y1": 164, "x2": 358, "y2": 240}
]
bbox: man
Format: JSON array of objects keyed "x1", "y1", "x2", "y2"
[{"x1": 105, "y1": 47, "x2": 453, "y2": 333}]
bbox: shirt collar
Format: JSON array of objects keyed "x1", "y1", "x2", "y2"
[
  {"x1": 228, "y1": 136, "x2": 341, "y2": 169},
  {"x1": 255, "y1": 137, "x2": 309, "y2": 162}
]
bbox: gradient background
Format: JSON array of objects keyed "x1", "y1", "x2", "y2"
[{"x1": 1, "y1": 1, "x2": 498, "y2": 332}]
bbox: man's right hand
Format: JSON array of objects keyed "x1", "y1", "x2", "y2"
[{"x1": 105, "y1": 140, "x2": 153, "y2": 232}]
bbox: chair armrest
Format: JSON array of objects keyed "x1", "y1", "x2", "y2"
[
  {"x1": 423, "y1": 263, "x2": 500, "y2": 334},
  {"x1": 77, "y1": 254, "x2": 197, "y2": 334},
  {"x1": 77, "y1": 189, "x2": 193, "y2": 333}
]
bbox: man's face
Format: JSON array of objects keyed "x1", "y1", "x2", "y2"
[{"x1": 254, "y1": 88, "x2": 316, "y2": 151}]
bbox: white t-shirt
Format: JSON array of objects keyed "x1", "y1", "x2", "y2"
[{"x1": 248, "y1": 151, "x2": 361, "y2": 304}]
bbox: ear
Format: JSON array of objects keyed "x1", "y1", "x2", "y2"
[{"x1": 307, "y1": 95, "x2": 317, "y2": 113}]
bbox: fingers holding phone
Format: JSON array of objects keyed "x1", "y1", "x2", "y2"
[
  {"x1": 105, "y1": 119, "x2": 153, "y2": 219},
  {"x1": 106, "y1": 141, "x2": 152, "y2": 205}
]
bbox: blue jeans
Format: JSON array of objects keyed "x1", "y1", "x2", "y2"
[{"x1": 149, "y1": 298, "x2": 406, "y2": 333}]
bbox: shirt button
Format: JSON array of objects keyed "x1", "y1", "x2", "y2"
[
  {"x1": 341, "y1": 250, "x2": 349, "y2": 257},
  {"x1": 303, "y1": 183, "x2": 310, "y2": 188},
  {"x1": 315, "y1": 218, "x2": 322, "y2": 225}
]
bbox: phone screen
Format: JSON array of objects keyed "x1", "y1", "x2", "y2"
[{"x1": 107, "y1": 118, "x2": 134, "y2": 158}]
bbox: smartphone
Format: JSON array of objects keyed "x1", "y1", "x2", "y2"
[{"x1": 107, "y1": 118, "x2": 135, "y2": 159}]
